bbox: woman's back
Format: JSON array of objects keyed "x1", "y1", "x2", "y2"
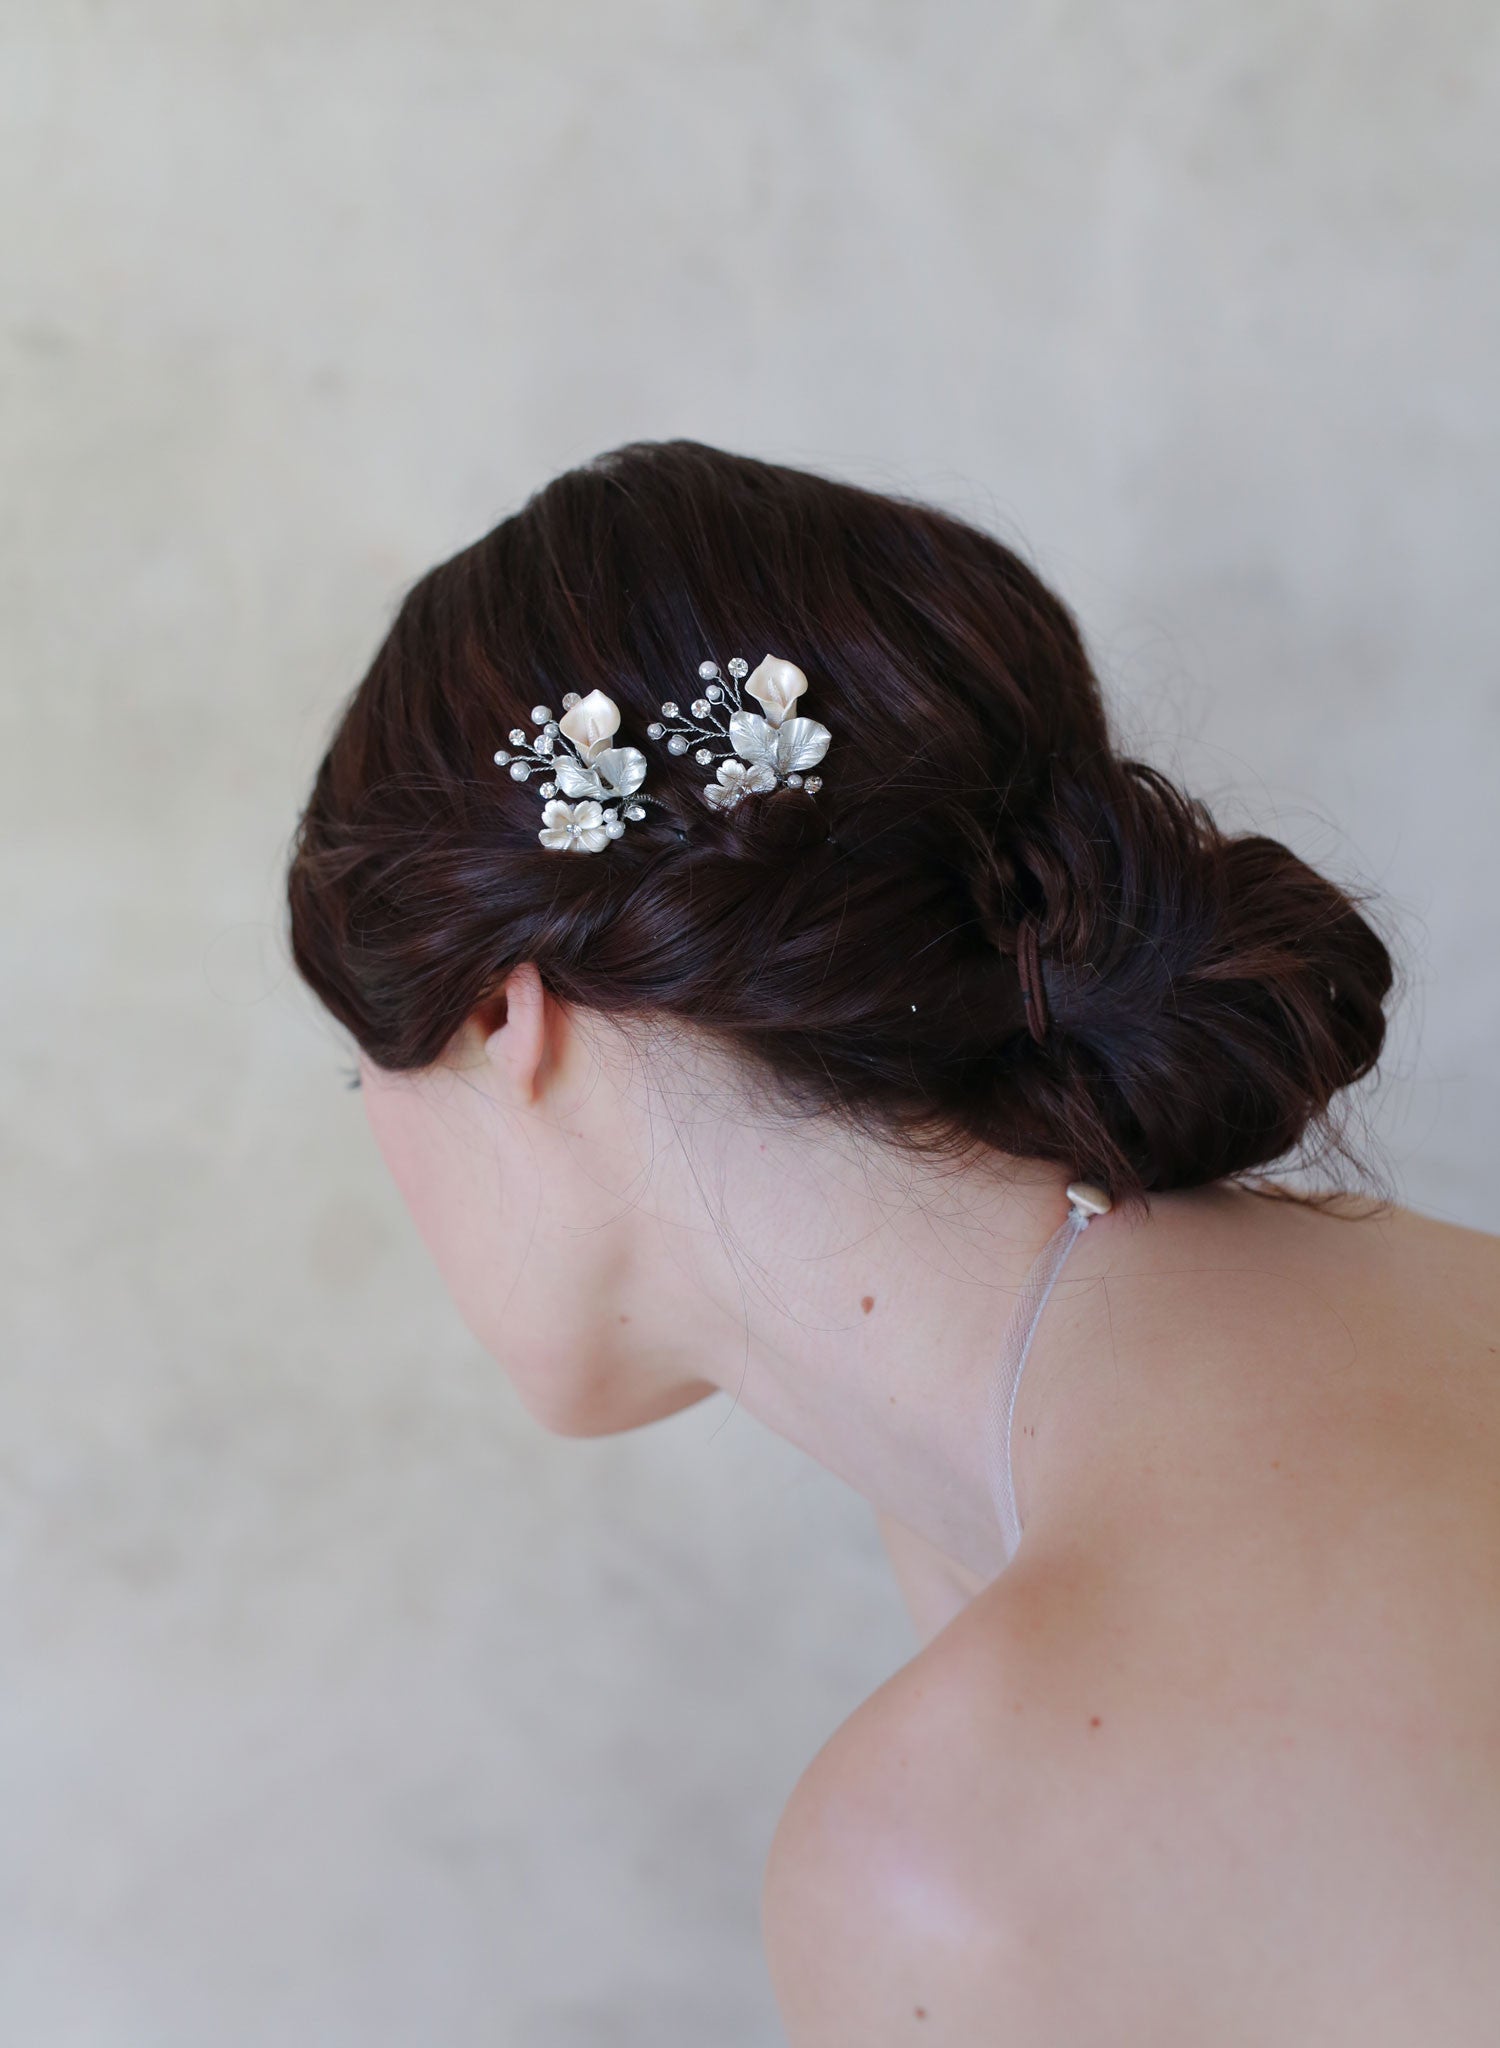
[{"x1": 764, "y1": 1193, "x2": 1500, "y2": 2044}]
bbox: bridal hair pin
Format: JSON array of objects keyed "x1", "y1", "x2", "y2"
[
  {"x1": 648, "y1": 655, "x2": 831, "y2": 810},
  {"x1": 493, "y1": 689, "x2": 667, "y2": 854}
]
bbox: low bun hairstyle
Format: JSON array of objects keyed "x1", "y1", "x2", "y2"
[{"x1": 287, "y1": 439, "x2": 1395, "y2": 1215}]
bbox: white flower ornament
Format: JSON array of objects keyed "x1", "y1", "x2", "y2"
[
  {"x1": 648, "y1": 653, "x2": 831, "y2": 810},
  {"x1": 539, "y1": 798, "x2": 611, "y2": 852},
  {"x1": 493, "y1": 688, "x2": 665, "y2": 853},
  {"x1": 705, "y1": 758, "x2": 777, "y2": 809}
]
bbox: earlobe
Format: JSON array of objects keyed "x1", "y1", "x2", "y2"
[{"x1": 481, "y1": 961, "x2": 549, "y2": 1106}]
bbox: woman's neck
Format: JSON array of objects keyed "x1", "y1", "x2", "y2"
[{"x1": 638, "y1": 1111, "x2": 1138, "y2": 1580}]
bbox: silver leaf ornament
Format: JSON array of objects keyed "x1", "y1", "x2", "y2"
[
  {"x1": 728, "y1": 711, "x2": 831, "y2": 776},
  {"x1": 553, "y1": 755, "x2": 603, "y2": 800},
  {"x1": 555, "y1": 745, "x2": 646, "y2": 801},
  {"x1": 591, "y1": 746, "x2": 647, "y2": 796}
]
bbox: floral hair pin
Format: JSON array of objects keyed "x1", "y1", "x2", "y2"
[
  {"x1": 648, "y1": 655, "x2": 830, "y2": 810},
  {"x1": 493, "y1": 689, "x2": 666, "y2": 854}
]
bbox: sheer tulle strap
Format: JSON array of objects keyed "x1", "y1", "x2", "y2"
[{"x1": 985, "y1": 1193, "x2": 1102, "y2": 1565}]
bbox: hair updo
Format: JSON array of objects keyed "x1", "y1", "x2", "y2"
[{"x1": 286, "y1": 439, "x2": 1395, "y2": 1215}]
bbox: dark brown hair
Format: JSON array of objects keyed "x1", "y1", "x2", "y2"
[{"x1": 286, "y1": 439, "x2": 1395, "y2": 1215}]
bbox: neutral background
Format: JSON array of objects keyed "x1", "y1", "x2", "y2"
[{"x1": 4, "y1": 3, "x2": 1497, "y2": 2043}]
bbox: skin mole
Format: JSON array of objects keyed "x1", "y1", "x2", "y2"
[{"x1": 861, "y1": 1294, "x2": 876, "y2": 1313}]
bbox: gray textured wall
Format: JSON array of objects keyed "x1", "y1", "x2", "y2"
[{"x1": 4, "y1": 4, "x2": 1497, "y2": 2043}]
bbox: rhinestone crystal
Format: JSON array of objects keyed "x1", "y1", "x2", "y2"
[
  {"x1": 698, "y1": 661, "x2": 720, "y2": 680},
  {"x1": 660, "y1": 701, "x2": 678, "y2": 718},
  {"x1": 535, "y1": 734, "x2": 554, "y2": 754},
  {"x1": 624, "y1": 803, "x2": 646, "y2": 820},
  {"x1": 562, "y1": 693, "x2": 580, "y2": 708},
  {"x1": 509, "y1": 728, "x2": 526, "y2": 745},
  {"x1": 690, "y1": 698, "x2": 710, "y2": 717},
  {"x1": 804, "y1": 775, "x2": 823, "y2": 793},
  {"x1": 539, "y1": 781, "x2": 557, "y2": 797},
  {"x1": 727, "y1": 658, "x2": 748, "y2": 679},
  {"x1": 694, "y1": 748, "x2": 713, "y2": 764},
  {"x1": 667, "y1": 735, "x2": 689, "y2": 755}
]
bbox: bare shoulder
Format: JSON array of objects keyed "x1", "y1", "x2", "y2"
[
  {"x1": 760, "y1": 1593, "x2": 1025, "y2": 2047},
  {"x1": 761, "y1": 1572, "x2": 1196, "y2": 2046},
  {"x1": 763, "y1": 1193, "x2": 1500, "y2": 2042},
  {"x1": 762, "y1": 1554, "x2": 1500, "y2": 2046}
]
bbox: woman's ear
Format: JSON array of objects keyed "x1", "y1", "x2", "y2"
[{"x1": 478, "y1": 961, "x2": 549, "y2": 1107}]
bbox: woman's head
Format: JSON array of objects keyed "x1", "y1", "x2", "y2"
[{"x1": 289, "y1": 436, "x2": 1392, "y2": 1200}]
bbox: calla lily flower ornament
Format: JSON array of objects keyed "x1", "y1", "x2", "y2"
[{"x1": 493, "y1": 655, "x2": 831, "y2": 853}]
